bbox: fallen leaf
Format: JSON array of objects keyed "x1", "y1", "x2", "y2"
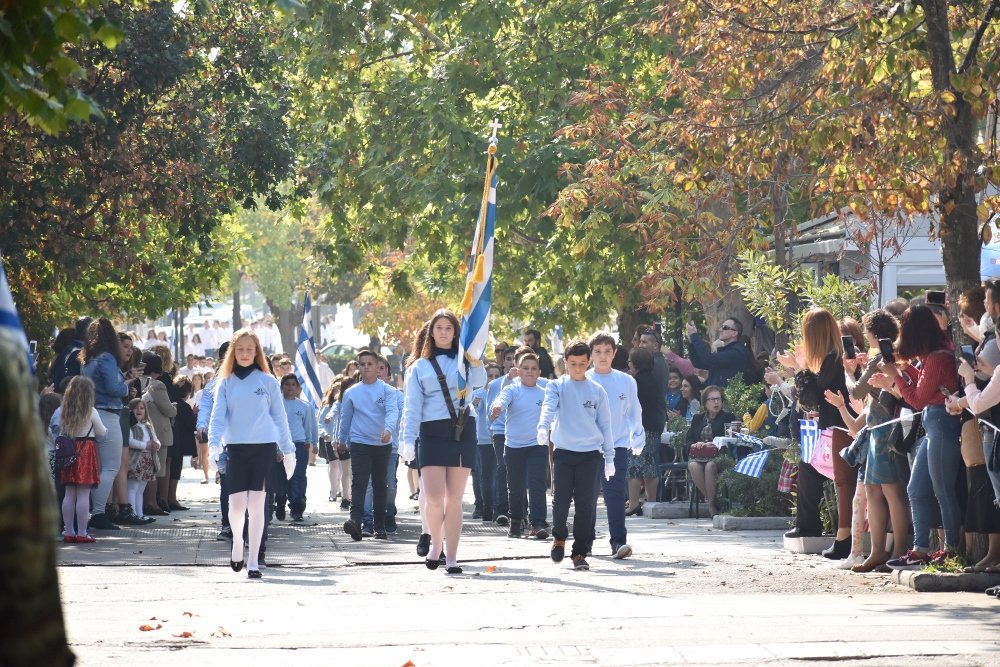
[
  {"x1": 484, "y1": 565, "x2": 497, "y2": 573},
  {"x1": 173, "y1": 631, "x2": 194, "y2": 638},
  {"x1": 182, "y1": 612, "x2": 193, "y2": 617},
  {"x1": 401, "y1": 661, "x2": 416, "y2": 667},
  {"x1": 139, "y1": 624, "x2": 162, "y2": 632}
]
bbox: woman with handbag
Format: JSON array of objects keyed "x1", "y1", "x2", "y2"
[
  {"x1": 780, "y1": 308, "x2": 852, "y2": 555},
  {"x1": 400, "y1": 309, "x2": 486, "y2": 573},
  {"x1": 685, "y1": 386, "x2": 735, "y2": 517},
  {"x1": 876, "y1": 305, "x2": 961, "y2": 568}
]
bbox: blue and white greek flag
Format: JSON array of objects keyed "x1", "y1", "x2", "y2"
[
  {"x1": 735, "y1": 432, "x2": 766, "y2": 449},
  {"x1": 456, "y1": 144, "x2": 498, "y2": 401},
  {"x1": 294, "y1": 291, "x2": 323, "y2": 408},
  {"x1": 734, "y1": 449, "x2": 770, "y2": 478},
  {"x1": 799, "y1": 418, "x2": 819, "y2": 463},
  {"x1": 0, "y1": 256, "x2": 30, "y2": 363}
]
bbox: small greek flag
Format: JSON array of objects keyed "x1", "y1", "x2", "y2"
[
  {"x1": 294, "y1": 291, "x2": 323, "y2": 408},
  {"x1": 0, "y1": 255, "x2": 30, "y2": 366},
  {"x1": 734, "y1": 449, "x2": 770, "y2": 478},
  {"x1": 800, "y1": 418, "x2": 819, "y2": 463},
  {"x1": 735, "y1": 432, "x2": 766, "y2": 449},
  {"x1": 456, "y1": 133, "x2": 498, "y2": 401}
]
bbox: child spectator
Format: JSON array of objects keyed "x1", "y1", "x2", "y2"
[
  {"x1": 58, "y1": 377, "x2": 106, "y2": 543},
  {"x1": 126, "y1": 398, "x2": 159, "y2": 525}
]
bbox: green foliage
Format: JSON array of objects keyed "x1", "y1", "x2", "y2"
[
  {"x1": 732, "y1": 250, "x2": 810, "y2": 338},
  {"x1": 722, "y1": 374, "x2": 766, "y2": 424},
  {"x1": 717, "y1": 454, "x2": 792, "y2": 517},
  {"x1": 803, "y1": 273, "x2": 872, "y2": 321}
]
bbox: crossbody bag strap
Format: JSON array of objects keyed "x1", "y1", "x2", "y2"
[{"x1": 427, "y1": 357, "x2": 461, "y2": 421}]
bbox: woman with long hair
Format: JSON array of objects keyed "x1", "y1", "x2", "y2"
[
  {"x1": 79, "y1": 318, "x2": 133, "y2": 530},
  {"x1": 401, "y1": 310, "x2": 485, "y2": 573},
  {"x1": 209, "y1": 329, "x2": 295, "y2": 579},
  {"x1": 784, "y1": 308, "x2": 853, "y2": 557},
  {"x1": 58, "y1": 376, "x2": 106, "y2": 542},
  {"x1": 878, "y1": 305, "x2": 961, "y2": 567},
  {"x1": 680, "y1": 375, "x2": 703, "y2": 423},
  {"x1": 625, "y1": 347, "x2": 665, "y2": 515},
  {"x1": 111, "y1": 331, "x2": 144, "y2": 524}
]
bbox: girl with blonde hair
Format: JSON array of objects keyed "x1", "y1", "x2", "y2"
[{"x1": 58, "y1": 376, "x2": 107, "y2": 542}]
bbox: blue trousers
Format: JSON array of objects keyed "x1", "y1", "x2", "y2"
[
  {"x1": 287, "y1": 442, "x2": 310, "y2": 515},
  {"x1": 492, "y1": 435, "x2": 509, "y2": 515},
  {"x1": 364, "y1": 453, "x2": 399, "y2": 531},
  {"x1": 350, "y1": 443, "x2": 390, "y2": 531},
  {"x1": 592, "y1": 447, "x2": 629, "y2": 550},
  {"x1": 504, "y1": 445, "x2": 549, "y2": 527},
  {"x1": 477, "y1": 443, "x2": 497, "y2": 519},
  {"x1": 908, "y1": 405, "x2": 962, "y2": 550}
]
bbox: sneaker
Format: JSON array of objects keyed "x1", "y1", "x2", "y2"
[
  {"x1": 275, "y1": 505, "x2": 286, "y2": 521},
  {"x1": 572, "y1": 554, "x2": 590, "y2": 570},
  {"x1": 887, "y1": 550, "x2": 930, "y2": 570},
  {"x1": 361, "y1": 526, "x2": 374, "y2": 538},
  {"x1": 87, "y1": 513, "x2": 121, "y2": 531},
  {"x1": 930, "y1": 549, "x2": 956, "y2": 566},
  {"x1": 495, "y1": 514, "x2": 510, "y2": 527},
  {"x1": 343, "y1": 520, "x2": 363, "y2": 541},
  {"x1": 385, "y1": 523, "x2": 398, "y2": 534},
  {"x1": 374, "y1": 531, "x2": 388, "y2": 540},
  {"x1": 507, "y1": 520, "x2": 522, "y2": 539},
  {"x1": 340, "y1": 500, "x2": 351, "y2": 511},
  {"x1": 839, "y1": 553, "x2": 866, "y2": 570},
  {"x1": 612, "y1": 544, "x2": 633, "y2": 560},
  {"x1": 217, "y1": 527, "x2": 233, "y2": 541},
  {"x1": 529, "y1": 526, "x2": 549, "y2": 540},
  {"x1": 551, "y1": 539, "x2": 566, "y2": 563},
  {"x1": 291, "y1": 514, "x2": 304, "y2": 523},
  {"x1": 472, "y1": 507, "x2": 483, "y2": 520}
]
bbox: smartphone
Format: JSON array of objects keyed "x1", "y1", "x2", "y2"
[
  {"x1": 841, "y1": 336, "x2": 856, "y2": 360},
  {"x1": 877, "y1": 338, "x2": 895, "y2": 364},
  {"x1": 961, "y1": 345, "x2": 977, "y2": 365},
  {"x1": 926, "y1": 290, "x2": 946, "y2": 306},
  {"x1": 28, "y1": 340, "x2": 37, "y2": 355}
]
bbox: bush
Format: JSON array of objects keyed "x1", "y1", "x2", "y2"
[{"x1": 717, "y1": 453, "x2": 793, "y2": 517}]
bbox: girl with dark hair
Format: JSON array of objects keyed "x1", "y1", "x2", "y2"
[
  {"x1": 876, "y1": 305, "x2": 961, "y2": 568},
  {"x1": 400, "y1": 309, "x2": 485, "y2": 573},
  {"x1": 80, "y1": 318, "x2": 132, "y2": 530},
  {"x1": 681, "y1": 374, "x2": 703, "y2": 422},
  {"x1": 625, "y1": 347, "x2": 664, "y2": 515}
]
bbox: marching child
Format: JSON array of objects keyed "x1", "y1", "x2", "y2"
[
  {"x1": 537, "y1": 340, "x2": 615, "y2": 570},
  {"x1": 58, "y1": 376, "x2": 107, "y2": 543},
  {"x1": 490, "y1": 352, "x2": 549, "y2": 539},
  {"x1": 127, "y1": 397, "x2": 160, "y2": 524}
]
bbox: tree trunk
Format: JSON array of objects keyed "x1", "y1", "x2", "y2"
[
  {"x1": 232, "y1": 287, "x2": 242, "y2": 331},
  {"x1": 267, "y1": 298, "x2": 302, "y2": 356},
  {"x1": 615, "y1": 303, "x2": 655, "y2": 352}
]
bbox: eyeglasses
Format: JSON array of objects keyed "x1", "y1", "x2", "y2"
[
  {"x1": 719, "y1": 325, "x2": 736, "y2": 332},
  {"x1": 706, "y1": 396, "x2": 723, "y2": 402},
  {"x1": 279, "y1": 362, "x2": 292, "y2": 367}
]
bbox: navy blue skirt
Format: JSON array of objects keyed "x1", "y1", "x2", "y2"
[
  {"x1": 227, "y1": 443, "x2": 276, "y2": 494},
  {"x1": 418, "y1": 418, "x2": 477, "y2": 469}
]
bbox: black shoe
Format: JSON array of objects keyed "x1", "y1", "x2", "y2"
[
  {"x1": 343, "y1": 520, "x2": 363, "y2": 541},
  {"x1": 87, "y1": 513, "x2": 121, "y2": 531},
  {"x1": 361, "y1": 526, "x2": 374, "y2": 537},
  {"x1": 291, "y1": 514, "x2": 304, "y2": 523},
  {"x1": 340, "y1": 500, "x2": 351, "y2": 511},
  {"x1": 551, "y1": 539, "x2": 565, "y2": 563},
  {"x1": 416, "y1": 533, "x2": 431, "y2": 557},
  {"x1": 275, "y1": 505, "x2": 286, "y2": 521},
  {"x1": 495, "y1": 514, "x2": 510, "y2": 527},
  {"x1": 167, "y1": 502, "x2": 189, "y2": 511},
  {"x1": 784, "y1": 528, "x2": 823, "y2": 539},
  {"x1": 247, "y1": 569, "x2": 262, "y2": 579},
  {"x1": 217, "y1": 527, "x2": 233, "y2": 541},
  {"x1": 472, "y1": 509, "x2": 482, "y2": 520},
  {"x1": 507, "y1": 519, "x2": 522, "y2": 539},
  {"x1": 625, "y1": 504, "x2": 643, "y2": 517},
  {"x1": 105, "y1": 504, "x2": 121, "y2": 524},
  {"x1": 258, "y1": 552, "x2": 267, "y2": 567},
  {"x1": 439, "y1": 551, "x2": 446, "y2": 564},
  {"x1": 822, "y1": 537, "x2": 852, "y2": 560},
  {"x1": 446, "y1": 566, "x2": 463, "y2": 574},
  {"x1": 374, "y1": 531, "x2": 388, "y2": 540},
  {"x1": 230, "y1": 559, "x2": 245, "y2": 572},
  {"x1": 425, "y1": 558, "x2": 439, "y2": 570}
]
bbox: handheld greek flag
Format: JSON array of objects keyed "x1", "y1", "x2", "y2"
[
  {"x1": 799, "y1": 419, "x2": 819, "y2": 463},
  {"x1": 456, "y1": 122, "x2": 499, "y2": 401},
  {"x1": 734, "y1": 449, "x2": 770, "y2": 478},
  {"x1": 735, "y1": 432, "x2": 766, "y2": 449},
  {"x1": 294, "y1": 291, "x2": 323, "y2": 408},
  {"x1": 0, "y1": 255, "x2": 30, "y2": 366}
]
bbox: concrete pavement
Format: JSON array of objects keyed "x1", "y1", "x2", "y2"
[{"x1": 56, "y1": 463, "x2": 1000, "y2": 666}]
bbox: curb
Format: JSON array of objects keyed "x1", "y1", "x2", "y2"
[
  {"x1": 643, "y1": 502, "x2": 711, "y2": 519},
  {"x1": 712, "y1": 515, "x2": 793, "y2": 531},
  {"x1": 894, "y1": 569, "x2": 1000, "y2": 592}
]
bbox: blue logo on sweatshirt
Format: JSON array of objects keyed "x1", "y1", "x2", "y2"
[
  {"x1": 582, "y1": 400, "x2": 597, "y2": 410},
  {"x1": 618, "y1": 393, "x2": 626, "y2": 401},
  {"x1": 254, "y1": 388, "x2": 267, "y2": 397}
]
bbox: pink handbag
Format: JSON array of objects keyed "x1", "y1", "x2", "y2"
[{"x1": 809, "y1": 428, "x2": 836, "y2": 480}]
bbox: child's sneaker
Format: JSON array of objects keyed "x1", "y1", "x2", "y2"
[
  {"x1": 930, "y1": 549, "x2": 956, "y2": 566},
  {"x1": 571, "y1": 554, "x2": 590, "y2": 570},
  {"x1": 528, "y1": 525, "x2": 549, "y2": 539},
  {"x1": 551, "y1": 539, "x2": 565, "y2": 563},
  {"x1": 887, "y1": 550, "x2": 930, "y2": 570},
  {"x1": 612, "y1": 544, "x2": 633, "y2": 560}
]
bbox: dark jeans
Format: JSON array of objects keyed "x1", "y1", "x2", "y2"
[
  {"x1": 364, "y1": 453, "x2": 399, "y2": 531},
  {"x1": 287, "y1": 442, "x2": 310, "y2": 515},
  {"x1": 505, "y1": 445, "x2": 549, "y2": 527},
  {"x1": 477, "y1": 444, "x2": 496, "y2": 519},
  {"x1": 350, "y1": 443, "x2": 390, "y2": 531},
  {"x1": 220, "y1": 471, "x2": 229, "y2": 528},
  {"x1": 492, "y1": 435, "x2": 509, "y2": 515},
  {"x1": 593, "y1": 447, "x2": 629, "y2": 549},
  {"x1": 552, "y1": 448, "x2": 603, "y2": 558},
  {"x1": 795, "y1": 461, "x2": 825, "y2": 534}
]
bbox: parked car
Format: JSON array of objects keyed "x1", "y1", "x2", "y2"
[{"x1": 320, "y1": 343, "x2": 358, "y2": 374}]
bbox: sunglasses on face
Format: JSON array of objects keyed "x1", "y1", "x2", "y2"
[{"x1": 719, "y1": 325, "x2": 736, "y2": 331}]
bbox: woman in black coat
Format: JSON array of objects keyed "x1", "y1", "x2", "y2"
[{"x1": 685, "y1": 385, "x2": 736, "y2": 516}]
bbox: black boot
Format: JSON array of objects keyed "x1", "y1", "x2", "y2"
[
  {"x1": 822, "y1": 537, "x2": 851, "y2": 560},
  {"x1": 507, "y1": 519, "x2": 522, "y2": 538}
]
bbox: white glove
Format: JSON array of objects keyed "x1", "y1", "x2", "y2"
[
  {"x1": 604, "y1": 460, "x2": 616, "y2": 480},
  {"x1": 209, "y1": 445, "x2": 223, "y2": 464},
  {"x1": 401, "y1": 441, "x2": 416, "y2": 464},
  {"x1": 536, "y1": 430, "x2": 548, "y2": 447},
  {"x1": 630, "y1": 436, "x2": 645, "y2": 455},
  {"x1": 283, "y1": 453, "x2": 296, "y2": 480}
]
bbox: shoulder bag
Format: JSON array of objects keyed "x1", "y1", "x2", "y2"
[{"x1": 428, "y1": 357, "x2": 468, "y2": 441}]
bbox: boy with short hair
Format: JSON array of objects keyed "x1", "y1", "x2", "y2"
[
  {"x1": 484, "y1": 346, "x2": 518, "y2": 525},
  {"x1": 280, "y1": 374, "x2": 318, "y2": 522},
  {"x1": 587, "y1": 332, "x2": 644, "y2": 559},
  {"x1": 490, "y1": 353, "x2": 549, "y2": 539},
  {"x1": 537, "y1": 340, "x2": 615, "y2": 570}
]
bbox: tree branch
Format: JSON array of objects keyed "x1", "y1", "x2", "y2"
[
  {"x1": 960, "y1": 0, "x2": 1000, "y2": 73},
  {"x1": 395, "y1": 13, "x2": 449, "y2": 51}
]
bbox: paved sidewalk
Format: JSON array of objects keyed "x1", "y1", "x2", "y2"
[{"x1": 57, "y1": 464, "x2": 1000, "y2": 666}]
